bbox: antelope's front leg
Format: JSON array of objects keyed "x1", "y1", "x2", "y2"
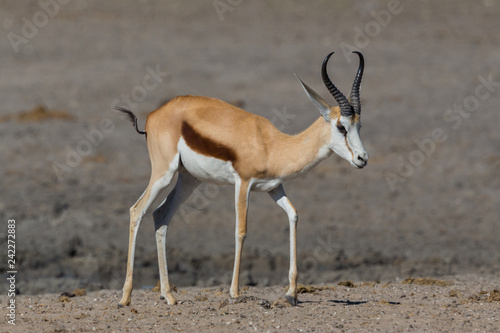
[
  {"x1": 230, "y1": 178, "x2": 251, "y2": 298},
  {"x1": 269, "y1": 185, "x2": 299, "y2": 305}
]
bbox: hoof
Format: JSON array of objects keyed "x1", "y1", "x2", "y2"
[
  {"x1": 161, "y1": 294, "x2": 177, "y2": 305},
  {"x1": 285, "y1": 295, "x2": 298, "y2": 306},
  {"x1": 118, "y1": 296, "x2": 131, "y2": 308}
]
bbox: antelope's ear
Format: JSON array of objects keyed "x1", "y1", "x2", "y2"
[{"x1": 295, "y1": 74, "x2": 331, "y2": 122}]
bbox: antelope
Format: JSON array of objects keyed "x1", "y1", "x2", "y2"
[{"x1": 116, "y1": 51, "x2": 368, "y2": 307}]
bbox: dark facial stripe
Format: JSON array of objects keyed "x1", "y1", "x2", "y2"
[
  {"x1": 336, "y1": 117, "x2": 355, "y2": 159},
  {"x1": 181, "y1": 121, "x2": 237, "y2": 162},
  {"x1": 344, "y1": 136, "x2": 354, "y2": 159}
]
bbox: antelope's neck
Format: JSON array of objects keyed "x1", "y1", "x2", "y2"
[{"x1": 269, "y1": 117, "x2": 332, "y2": 180}]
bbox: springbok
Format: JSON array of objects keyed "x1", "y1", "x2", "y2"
[{"x1": 116, "y1": 51, "x2": 367, "y2": 307}]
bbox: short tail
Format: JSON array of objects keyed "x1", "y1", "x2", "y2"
[{"x1": 114, "y1": 106, "x2": 147, "y2": 137}]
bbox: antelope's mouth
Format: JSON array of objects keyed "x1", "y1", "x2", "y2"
[{"x1": 351, "y1": 160, "x2": 367, "y2": 169}]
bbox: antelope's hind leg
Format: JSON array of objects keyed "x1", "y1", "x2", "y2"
[
  {"x1": 269, "y1": 184, "x2": 299, "y2": 306},
  {"x1": 119, "y1": 155, "x2": 180, "y2": 307},
  {"x1": 153, "y1": 170, "x2": 201, "y2": 305}
]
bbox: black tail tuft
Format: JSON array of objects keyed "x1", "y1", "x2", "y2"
[{"x1": 114, "y1": 106, "x2": 147, "y2": 137}]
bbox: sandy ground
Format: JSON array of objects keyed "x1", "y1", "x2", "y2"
[
  {"x1": 2, "y1": 275, "x2": 500, "y2": 332},
  {"x1": 1, "y1": 0, "x2": 500, "y2": 331}
]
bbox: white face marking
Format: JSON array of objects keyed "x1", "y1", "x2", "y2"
[{"x1": 330, "y1": 115, "x2": 368, "y2": 168}]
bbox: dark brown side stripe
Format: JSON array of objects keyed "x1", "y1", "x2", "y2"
[{"x1": 181, "y1": 121, "x2": 237, "y2": 162}]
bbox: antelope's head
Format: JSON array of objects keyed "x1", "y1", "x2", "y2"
[{"x1": 297, "y1": 51, "x2": 368, "y2": 169}]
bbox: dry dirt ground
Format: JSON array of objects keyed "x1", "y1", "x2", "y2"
[
  {"x1": 1, "y1": 276, "x2": 500, "y2": 332},
  {"x1": 1, "y1": 0, "x2": 500, "y2": 332}
]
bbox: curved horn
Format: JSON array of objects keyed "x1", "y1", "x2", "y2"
[
  {"x1": 321, "y1": 52, "x2": 353, "y2": 117},
  {"x1": 349, "y1": 51, "x2": 364, "y2": 115}
]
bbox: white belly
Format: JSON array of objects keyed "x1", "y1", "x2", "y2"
[
  {"x1": 250, "y1": 178, "x2": 282, "y2": 192},
  {"x1": 178, "y1": 138, "x2": 237, "y2": 185},
  {"x1": 178, "y1": 138, "x2": 284, "y2": 192}
]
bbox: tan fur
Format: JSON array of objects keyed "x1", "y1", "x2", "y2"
[
  {"x1": 231, "y1": 179, "x2": 251, "y2": 297},
  {"x1": 181, "y1": 120, "x2": 238, "y2": 162},
  {"x1": 145, "y1": 95, "x2": 332, "y2": 180},
  {"x1": 329, "y1": 106, "x2": 341, "y2": 119},
  {"x1": 329, "y1": 106, "x2": 360, "y2": 124}
]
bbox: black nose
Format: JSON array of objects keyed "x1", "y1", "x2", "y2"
[{"x1": 357, "y1": 155, "x2": 366, "y2": 163}]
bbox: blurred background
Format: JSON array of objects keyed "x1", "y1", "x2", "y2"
[{"x1": 0, "y1": 0, "x2": 499, "y2": 295}]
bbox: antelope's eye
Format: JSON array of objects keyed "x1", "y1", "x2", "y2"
[{"x1": 336, "y1": 124, "x2": 347, "y2": 136}]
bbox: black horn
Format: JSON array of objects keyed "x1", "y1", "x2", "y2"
[
  {"x1": 349, "y1": 51, "x2": 364, "y2": 115},
  {"x1": 321, "y1": 52, "x2": 353, "y2": 117}
]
